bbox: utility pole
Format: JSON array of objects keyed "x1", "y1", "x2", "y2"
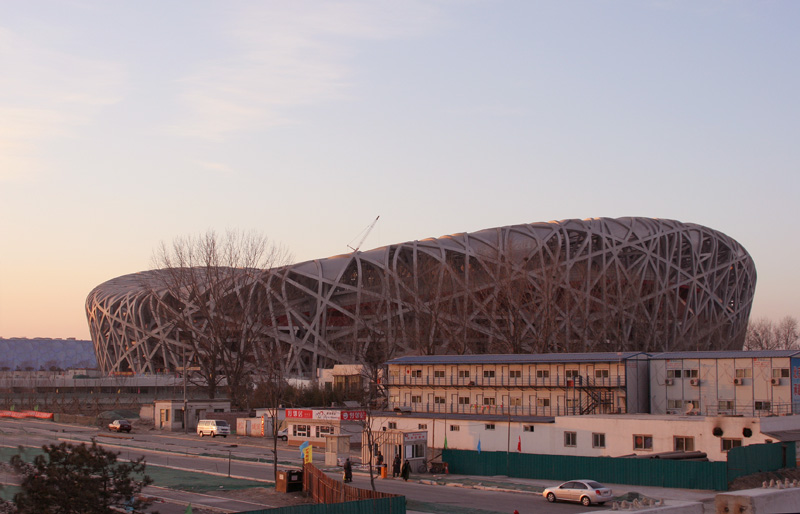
[{"x1": 183, "y1": 345, "x2": 188, "y2": 434}]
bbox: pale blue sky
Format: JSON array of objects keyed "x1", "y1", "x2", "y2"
[{"x1": 1, "y1": 1, "x2": 798, "y2": 340}]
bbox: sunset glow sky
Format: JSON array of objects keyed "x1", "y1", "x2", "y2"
[{"x1": 1, "y1": 1, "x2": 798, "y2": 340}]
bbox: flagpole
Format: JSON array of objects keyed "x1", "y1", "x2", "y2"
[{"x1": 506, "y1": 405, "x2": 510, "y2": 475}]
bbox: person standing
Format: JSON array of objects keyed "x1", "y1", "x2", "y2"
[
  {"x1": 392, "y1": 454, "x2": 401, "y2": 478},
  {"x1": 401, "y1": 459, "x2": 411, "y2": 481},
  {"x1": 376, "y1": 450, "x2": 384, "y2": 466},
  {"x1": 343, "y1": 458, "x2": 353, "y2": 483}
]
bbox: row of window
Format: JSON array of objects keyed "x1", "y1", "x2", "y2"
[
  {"x1": 292, "y1": 424, "x2": 335, "y2": 438},
  {"x1": 406, "y1": 395, "x2": 550, "y2": 407},
  {"x1": 409, "y1": 369, "x2": 614, "y2": 379},
  {"x1": 666, "y1": 368, "x2": 789, "y2": 379},
  {"x1": 667, "y1": 400, "x2": 773, "y2": 411},
  {"x1": 561, "y1": 432, "x2": 742, "y2": 452}
]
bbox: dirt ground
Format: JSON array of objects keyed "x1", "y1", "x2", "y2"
[
  {"x1": 729, "y1": 468, "x2": 800, "y2": 491},
  {"x1": 170, "y1": 487, "x2": 314, "y2": 514}
]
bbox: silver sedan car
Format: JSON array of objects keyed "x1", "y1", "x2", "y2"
[{"x1": 543, "y1": 479, "x2": 613, "y2": 506}]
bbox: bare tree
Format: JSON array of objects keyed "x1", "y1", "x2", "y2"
[
  {"x1": 776, "y1": 316, "x2": 799, "y2": 349},
  {"x1": 254, "y1": 343, "x2": 289, "y2": 483},
  {"x1": 149, "y1": 229, "x2": 291, "y2": 406},
  {"x1": 745, "y1": 316, "x2": 800, "y2": 350}
]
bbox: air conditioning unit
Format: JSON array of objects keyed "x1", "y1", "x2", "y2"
[
  {"x1": 689, "y1": 378, "x2": 700, "y2": 386},
  {"x1": 665, "y1": 378, "x2": 674, "y2": 386},
  {"x1": 771, "y1": 378, "x2": 781, "y2": 386},
  {"x1": 733, "y1": 378, "x2": 742, "y2": 385}
]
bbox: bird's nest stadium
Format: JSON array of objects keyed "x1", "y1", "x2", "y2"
[{"x1": 86, "y1": 217, "x2": 756, "y2": 376}]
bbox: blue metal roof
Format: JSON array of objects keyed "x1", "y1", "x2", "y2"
[
  {"x1": 649, "y1": 350, "x2": 800, "y2": 360},
  {"x1": 386, "y1": 352, "x2": 647, "y2": 366}
]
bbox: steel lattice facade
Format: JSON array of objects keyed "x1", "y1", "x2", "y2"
[{"x1": 86, "y1": 217, "x2": 756, "y2": 376}]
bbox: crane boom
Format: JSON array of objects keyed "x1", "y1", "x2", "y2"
[{"x1": 348, "y1": 216, "x2": 380, "y2": 252}]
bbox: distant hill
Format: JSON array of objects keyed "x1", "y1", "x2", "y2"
[{"x1": 0, "y1": 338, "x2": 97, "y2": 370}]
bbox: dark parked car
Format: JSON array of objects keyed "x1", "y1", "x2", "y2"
[{"x1": 108, "y1": 419, "x2": 132, "y2": 433}]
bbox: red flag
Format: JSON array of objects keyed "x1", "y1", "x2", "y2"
[{"x1": 517, "y1": 435, "x2": 521, "y2": 452}]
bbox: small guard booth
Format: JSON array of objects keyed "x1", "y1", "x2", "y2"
[
  {"x1": 362, "y1": 429, "x2": 427, "y2": 473},
  {"x1": 285, "y1": 408, "x2": 366, "y2": 447}
]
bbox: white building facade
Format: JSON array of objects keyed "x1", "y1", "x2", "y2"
[
  {"x1": 376, "y1": 351, "x2": 800, "y2": 462},
  {"x1": 385, "y1": 353, "x2": 650, "y2": 417},
  {"x1": 649, "y1": 351, "x2": 800, "y2": 417}
]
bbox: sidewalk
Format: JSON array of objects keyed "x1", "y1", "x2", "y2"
[{"x1": 347, "y1": 465, "x2": 716, "y2": 508}]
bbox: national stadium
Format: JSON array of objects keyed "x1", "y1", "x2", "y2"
[{"x1": 86, "y1": 217, "x2": 756, "y2": 376}]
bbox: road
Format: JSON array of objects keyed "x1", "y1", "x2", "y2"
[{"x1": 0, "y1": 418, "x2": 604, "y2": 513}]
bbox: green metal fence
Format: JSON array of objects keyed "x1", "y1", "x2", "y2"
[
  {"x1": 443, "y1": 449, "x2": 730, "y2": 490},
  {"x1": 727, "y1": 442, "x2": 796, "y2": 484},
  {"x1": 237, "y1": 496, "x2": 406, "y2": 514}
]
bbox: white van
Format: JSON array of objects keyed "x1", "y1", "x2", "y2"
[{"x1": 196, "y1": 419, "x2": 230, "y2": 437}]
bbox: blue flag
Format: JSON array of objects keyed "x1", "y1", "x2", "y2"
[
  {"x1": 477, "y1": 438, "x2": 481, "y2": 454},
  {"x1": 299, "y1": 440, "x2": 310, "y2": 458}
]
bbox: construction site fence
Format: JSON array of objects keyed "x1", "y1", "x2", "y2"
[
  {"x1": 303, "y1": 463, "x2": 403, "y2": 504},
  {"x1": 443, "y1": 443, "x2": 795, "y2": 491},
  {"x1": 237, "y1": 498, "x2": 405, "y2": 514}
]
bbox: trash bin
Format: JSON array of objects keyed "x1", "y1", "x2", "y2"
[
  {"x1": 286, "y1": 469, "x2": 304, "y2": 492},
  {"x1": 276, "y1": 470, "x2": 288, "y2": 493},
  {"x1": 276, "y1": 469, "x2": 303, "y2": 493},
  {"x1": 380, "y1": 465, "x2": 387, "y2": 479}
]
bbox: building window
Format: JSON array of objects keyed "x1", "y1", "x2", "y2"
[
  {"x1": 411, "y1": 395, "x2": 421, "y2": 403},
  {"x1": 755, "y1": 401, "x2": 771, "y2": 411},
  {"x1": 294, "y1": 424, "x2": 309, "y2": 437},
  {"x1": 564, "y1": 432, "x2": 577, "y2": 447},
  {"x1": 684, "y1": 369, "x2": 699, "y2": 378},
  {"x1": 595, "y1": 369, "x2": 609, "y2": 378},
  {"x1": 388, "y1": 422, "x2": 397, "y2": 429},
  {"x1": 485, "y1": 424, "x2": 495, "y2": 430},
  {"x1": 592, "y1": 433, "x2": 605, "y2": 448},
  {"x1": 674, "y1": 436, "x2": 694, "y2": 452},
  {"x1": 722, "y1": 439, "x2": 742, "y2": 452},
  {"x1": 483, "y1": 370, "x2": 495, "y2": 378},
  {"x1": 718, "y1": 400, "x2": 734, "y2": 412},
  {"x1": 633, "y1": 435, "x2": 653, "y2": 450},
  {"x1": 510, "y1": 397, "x2": 522, "y2": 406},
  {"x1": 458, "y1": 396, "x2": 470, "y2": 405},
  {"x1": 536, "y1": 370, "x2": 550, "y2": 378},
  {"x1": 565, "y1": 369, "x2": 580, "y2": 378},
  {"x1": 418, "y1": 424, "x2": 427, "y2": 430},
  {"x1": 450, "y1": 425, "x2": 460, "y2": 431},
  {"x1": 509, "y1": 370, "x2": 522, "y2": 378},
  {"x1": 434, "y1": 370, "x2": 445, "y2": 378},
  {"x1": 684, "y1": 400, "x2": 700, "y2": 411},
  {"x1": 390, "y1": 395, "x2": 399, "y2": 405},
  {"x1": 735, "y1": 368, "x2": 752, "y2": 378},
  {"x1": 411, "y1": 369, "x2": 422, "y2": 378},
  {"x1": 773, "y1": 368, "x2": 790, "y2": 378},
  {"x1": 667, "y1": 369, "x2": 682, "y2": 379},
  {"x1": 537, "y1": 398, "x2": 550, "y2": 407},
  {"x1": 483, "y1": 397, "x2": 496, "y2": 405},
  {"x1": 410, "y1": 443, "x2": 425, "y2": 458},
  {"x1": 523, "y1": 425, "x2": 535, "y2": 432},
  {"x1": 667, "y1": 400, "x2": 683, "y2": 410},
  {"x1": 316, "y1": 425, "x2": 334, "y2": 438},
  {"x1": 458, "y1": 370, "x2": 470, "y2": 378},
  {"x1": 434, "y1": 396, "x2": 446, "y2": 404}
]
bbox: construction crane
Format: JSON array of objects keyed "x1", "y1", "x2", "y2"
[{"x1": 347, "y1": 216, "x2": 380, "y2": 252}]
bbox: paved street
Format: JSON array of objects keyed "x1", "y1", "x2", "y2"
[{"x1": 0, "y1": 418, "x2": 717, "y2": 513}]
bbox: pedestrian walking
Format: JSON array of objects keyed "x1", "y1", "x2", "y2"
[
  {"x1": 401, "y1": 459, "x2": 411, "y2": 481},
  {"x1": 392, "y1": 454, "x2": 401, "y2": 478}
]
